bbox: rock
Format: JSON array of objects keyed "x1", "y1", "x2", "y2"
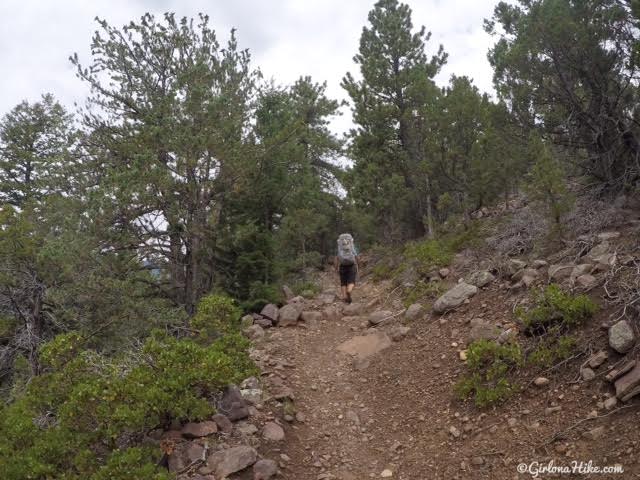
[
  {"x1": 532, "y1": 260, "x2": 548, "y2": 269},
  {"x1": 405, "y1": 303, "x2": 423, "y2": 321},
  {"x1": 583, "y1": 426, "x2": 606, "y2": 440},
  {"x1": 466, "y1": 271, "x2": 495, "y2": 288},
  {"x1": 278, "y1": 304, "x2": 301, "y2": 327},
  {"x1": 548, "y1": 264, "x2": 574, "y2": 281},
  {"x1": 181, "y1": 421, "x2": 217, "y2": 439},
  {"x1": 343, "y1": 302, "x2": 364, "y2": 316},
  {"x1": 390, "y1": 325, "x2": 411, "y2": 341},
  {"x1": 207, "y1": 446, "x2": 258, "y2": 478},
  {"x1": 459, "y1": 350, "x2": 468, "y2": 361},
  {"x1": 433, "y1": 282, "x2": 478, "y2": 314},
  {"x1": 288, "y1": 295, "x2": 306, "y2": 306},
  {"x1": 468, "y1": 321, "x2": 500, "y2": 343},
  {"x1": 245, "y1": 324, "x2": 265, "y2": 340},
  {"x1": 260, "y1": 304, "x2": 279, "y2": 322},
  {"x1": 212, "y1": 413, "x2": 233, "y2": 433},
  {"x1": 471, "y1": 456, "x2": 485, "y2": 466},
  {"x1": 262, "y1": 421, "x2": 285, "y2": 441},
  {"x1": 545, "y1": 406, "x2": 562, "y2": 415},
  {"x1": 592, "y1": 253, "x2": 616, "y2": 271},
  {"x1": 597, "y1": 231, "x2": 620, "y2": 242},
  {"x1": 588, "y1": 351, "x2": 608, "y2": 369},
  {"x1": 507, "y1": 259, "x2": 528, "y2": 276},
  {"x1": 323, "y1": 305, "x2": 341, "y2": 322},
  {"x1": 497, "y1": 327, "x2": 517, "y2": 344},
  {"x1": 604, "y1": 396, "x2": 618, "y2": 410},
  {"x1": 449, "y1": 425, "x2": 461, "y2": 438},
  {"x1": 512, "y1": 268, "x2": 539, "y2": 282},
  {"x1": 534, "y1": 377, "x2": 550, "y2": 387},
  {"x1": 317, "y1": 292, "x2": 336, "y2": 305},
  {"x1": 615, "y1": 363, "x2": 640, "y2": 401},
  {"x1": 439, "y1": 268, "x2": 450, "y2": 278},
  {"x1": 241, "y1": 314, "x2": 254, "y2": 329},
  {"x1": 605, "y1": 360, "x2": 636, "y2": 382},
  {"x1": 571, "y1": 263, "x2": 594, "y2": 278},
  {"x1": 236, "y1": 422, "x2": 259, "y2": 436},
  {"x1": 300, "y1": 311, "x2": 323, "y2": 323},
  {"x1": 609, "y1": 320, "x2": 635, "y2": 353},
  {"x1": 254, "y1": 316, "x2": 273, "y2": 328},
  {"x1": 368, "y1": 310, "x2": 393, "y2": 326},
  {"x1": 282, "y1": 285, "x2": 295, "y2": 301},
  {"x1": 576, "y1": 274, "x2": 597, "y2": 288},
  {"x1": 253, "y1": 458, "x2": 278, "y2": 480},
  {"x1": 241, "y1": 377, "x2": 260, "y2": 389},
  {"x1": 337, "y1": 332, "x2": 392, "y2": 361},
  {"x1": 581, "y1": 367, "x2": 596, "y2": 381},
  {"x1": 240, "y1": 388, "x2": 263, "y2": 405},
  {"x1": 218, "y1": 385, "x2": 249, "y2": 421},
  {"x1": 587, "y1": 241, "x2": 610, "y2": 261},
  {"x1": 380, "y1": 469, "x2": 393, "y2": 478}
]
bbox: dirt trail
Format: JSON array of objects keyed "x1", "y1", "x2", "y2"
[{"x1": 261, "y1": 271, "x2": 640, "y2": 480}]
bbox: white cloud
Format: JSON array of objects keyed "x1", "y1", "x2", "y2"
[{"x1": 0, "y1": 0, "x2": 500, "y2": 135}]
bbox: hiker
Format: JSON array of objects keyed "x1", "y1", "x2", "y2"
[{"x1": 335, "y1": 233, "x2": 359, "y2": 303}]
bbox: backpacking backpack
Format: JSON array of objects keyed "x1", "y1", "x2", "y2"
[{"x1": 337, "y1": 233, "x2": 356, "y2": 266}]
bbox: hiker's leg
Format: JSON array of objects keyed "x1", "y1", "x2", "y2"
[
  {"x1": 341, "y1": 285, "x2": 347, "y2": 299},
  {"x1": 347, "y1": 283, "x2": 355, "y2": 294}
]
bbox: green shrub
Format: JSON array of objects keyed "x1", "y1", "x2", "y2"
[
  {"x1": 403, "y1": 280, "x2": 445, "y2": 307},
  {"x1": 241, "y1": 281, "x2": 283, "y2": 312},
  {"x1": 528, "y1": 334, "x2": 577, "y2": 368},
  {"x1": 191, "y1": 293, "x2": 242, "y2": 340},
  {"x1": 292, "y1": 280, "x2": 321, "y2": 298},
  {"x1": 516, "y1": 284, "x2": 598, "y2": 332},
  {"x1": 371, "y1": 263, "x2": 394, "y2": 282},
  {"x1": 0, "y1": 322, "x2": 257, "y2": 479},
  {"x1": 456, "y1": 339, "x2": 523, "y2": 407}
]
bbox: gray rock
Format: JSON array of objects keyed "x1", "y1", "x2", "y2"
[
  {"x1": 316, "y1": 292, "x2": 336, "y2": 305},
  {"x1": 439, "y1": 267, "x2": 450, "y2": 278},
  {"x1": 278, "y1": 304, "x2": 301, "y2": 327},
  {"x1": 571, "y1": 263, "x2": 594, "y2": 278},
  {"x1": 240, "y1": 388, "x2": 263, "y2": 405},
  {"x1": 253, "y1": 316, "x2": 273, "y2": 328},
  {"x1": 260, "y1": 304, "x2": 279, "y2": 322},
  {"x1": 534, "y1": 377, "x2": 550, "y2": 387},
  {"x1": 507, "y1": 259, "x2": 528, "y2": 276},
  {"x1": 587, "y1": 351, "x2": 608, "y2": 369},
  {"x1": 405, "y1": 303, "x2": 424, "y2": 321},
  {"x1": 576, "y1": 274, "x2": 597, "y2": 288},
  {"x1": 253, "y1": 458, "x2": 278, "y2": 480},
  {"x1": 466, "y1": 271, "x2": 495, "y2": 288},
  {"x1": 207, "y1": 446, "x2": 258, "y2": 478},
  {"x1": 368, "y1": 310, "x2": 393, "y2": 326},
  {"x1": 615, "y1": 363, "x2": 640, "y2": 401},
  {"x1": 262, "y1": 421, "x2": 285, "y2": 441},
  {"x1": 548, "y1": 264, "x2": 575, "y2": 281},
  {"x1": 323, "y1": 305, "x2": 341, "y2": 322},
  {"x1": 604, "y1": 396, "x2": 618, "y2": 410},
  {"x1": 605, "y1": 360, "x2": 636, "y2": 382},
  {"x1": 587, "y1": 241, "x2": 610, "y2": 261},
  {"x1": 212, "y1": 413, "x2": 233, "y2": 433},
  {"x1": 244, "y1": 324, "x2": 265, "y2": 340},
  {"x1": 181, "y1": 421, "x2": 217, "y2": 438},
  {"x1": 609, "y1": 320, "x2": 635, "y2": 353},
  {"x1": 218, "y1": 385, "x2": 249, "y2": 421},
  {"x1": 390, "y1": 325, "x2": 411, "y2": 341},
  {"x1": 468, "y1": 321, "x2": 500, "y2": 343},
  {"x1": 235, "y1": 421, "x2": 259, "y2": 436},
  {"x1": 337, "y1": 331, "x2": 392, "y2": 361},
  {"x1": 433, "y1": 282, "x2": 478, "y2": 314},
  {"x1": 581, "y1": 367, "x2": 596, "y2": 381},
  {"x1": 512, "y1": 268, "x2": 539, "y2": 282},
  {"x1": 343, "y1": 302, "x2": 364, "y2": 316},
  {"x1": 300, "y1": 310, "x2": 322, "y2": 323}
]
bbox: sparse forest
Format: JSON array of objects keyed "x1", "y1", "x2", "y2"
[{"x1": 2, "y1": 0, "x2": 640, "y2": 478}]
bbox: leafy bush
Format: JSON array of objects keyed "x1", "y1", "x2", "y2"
[
  {"x1": 516, "y1": 284, "x2": 598, "y2": 332},
  {"x1": 0, "y1": 297, "x2": 257, "y2": 479},
  {"x1": 292, "y1": 280, "x2": 321, "y2": 298},
  {"x1": 456, "y1": 339, "x2": 523, "y2": 407},
  {"x1": 240, "y1": 281, "x2": 283, "y2": 312},
  {"x1": 528, "y1": 334, "x2": 577, "y2": 368},
  {"x1": 403, "y1": 280, "x2": 445, "y2": 307}
]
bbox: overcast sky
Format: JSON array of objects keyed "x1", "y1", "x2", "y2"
[{"x1": 0, "y1": 0, "x2": 500, "y2": 135}]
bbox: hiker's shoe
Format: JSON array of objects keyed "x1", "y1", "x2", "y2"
[{"x1": 346, "y1": 292, "x2": 352, "y2": 304}]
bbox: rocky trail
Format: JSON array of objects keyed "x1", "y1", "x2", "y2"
[{"x1": 164, "y1": 229, "x2": 640, "y2": 479}]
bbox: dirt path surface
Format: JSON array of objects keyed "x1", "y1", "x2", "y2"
[{"x1": 257, "y1": 272, "x2": 640, "y2": 480}]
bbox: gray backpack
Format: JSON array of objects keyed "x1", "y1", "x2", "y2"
[{"x1": 337, "y1": 233, "x2": 356, "y2": 266}]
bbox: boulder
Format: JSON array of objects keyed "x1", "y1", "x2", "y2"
[
  {"x1": 241, "y1": 377, "x2": 260, "y2": 389},
  {"x1": 218, "y1": 385, "x2": 249, "y2": 421},
  {"x1": 212, "y1": 413, "x2": 233, "y2": 433},
  {"x1": 468, "y1": 321, "x2": 501, "y2": 343},
  {"x1": 609, "y1": 320, "x2": 635, "y2": 354},
  {"x1": 260, "y1": 304, "x2": 279, "y2": 322},
  {"x1": 181, "y1": 421, "x2": 217, "y2": 439},
  {"x1": 368, "y1": 310, "x2": 393, "y2": 326},
  {"x1": 253, "y1": 316, "x2": 273, "y2": 328},
  {"x1": 262, "y1": 421, "x2": 285, "y2": 441},
  {"x1": 337, "y1": 331, "x2": 392, "y2": 361},
  {"x1": 587, "y1": 351, "x2": 608, "y2": 369},
  {"x1": 548, "y1": 264, "x2": 575, "y2": 281},
  {"x1": 300, "y1": 310, "x2": 322, "y2": 323},
  {"x1": 282, "y1": 285, "x2": 295, "y2": 301},
  {"x1": 343, "y1": 302, "x2": 364, "y2": 316},
  {"x1": 615, "y1": 363, "x2": 640, "y2": 401},
  {"x1": 466, "y1": 271, "x2": 495, "y2": 288},
  {"x1": 433, "y1": 282, "x2": 478, "y2": 314},
  {"x1": 316, "y1": 292, "x2": 336, "y2": 305},
  {"x1": 576, "y1": 274, "x2": 597, "y2": 288},
  {"x1": 512, "y1": 268, "x2": 539, "y2": 282},
  {"x1": 507, "y1": 259, "x2": 528, "y2": 276},
  {"x1": 207, "y1": 446, "x2": 258, "y2": 479},
  {"x1": 278, "y1": 304, "x2": 301, "y2": 327},
  {"x1": 253, "y1": 459, "x2": 278, "y2": 480},
  {"x1": 405, "y1": 303, "x2": 424, "y2": 321},
  {"x1": 288, "y1": 295, "x2": 306, "y2": 306},
  {"x1": 240, "y1": 388, "x2": 263, "y2": 405},
  {"x1": 244, "y1": 324, "x2": 265, "y2": 340}
]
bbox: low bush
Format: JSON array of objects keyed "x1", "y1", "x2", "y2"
[
  {"x1": 0, "y1": 295, "x2": 257, "y2": 480},
  {"x1": 403, "y1": 280, "x2": 445, "y2": 307},
  {"x1": 456, "y1": 339, "x2": 523, "y2": 407}
]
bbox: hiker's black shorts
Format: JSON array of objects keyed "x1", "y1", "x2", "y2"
[{"x1": 339, "y1": 264, "x2": 357, "y2": 286}]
